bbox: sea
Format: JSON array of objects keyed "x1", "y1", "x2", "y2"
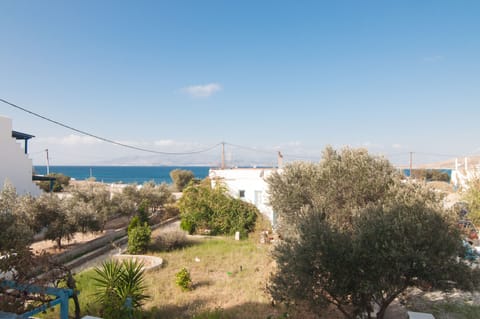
[{"x1": 33, "y1": 166, "x2": 210, "y2": 185}]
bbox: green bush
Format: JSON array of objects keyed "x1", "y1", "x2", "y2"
[
  {"x1": 175, "y1": 267, "x2": 192, "y2": 291},
  {"x1": 128, "y1": 216, "x2": 140, "y2": 233},
  {"x1": 178, "y1": 183, "x2": 258, "y2": 236},
  {"x1": 137, "y1": 199, "x2": 150, "y2": 224},
  {"x1": 127, "y1": 218, "x2": 152, "y2": 254}
]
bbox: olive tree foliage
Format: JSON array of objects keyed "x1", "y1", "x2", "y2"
[
  {"x1": 33, "y1": 194, "x2": 77, "y2": 249},
  {"x1": 170, "y1": 169, "x2": 195, "y2": 192},
  {"x1": 269, "y1": 199, "x2": 478, "y2": 319},
  {"x1": 0, "y1": 183, "x2": 81, "y2": 317},
  {"x1": 37, "y1": 173, "x2": 71, "y2": 192},
  {"x1": 0, "y1": 182, "x2": 34, "y2": 253},
  {"x1": 138, "y1": 181, "x2": 173, "y2": 211},
  {"x1": 267, "y1": 147, "x2": 480, "y2": 319},
  {"x1": 267, "y1": 147, "x2": 397, "y2": 237},
  {"x1": 118, "y1": 181, "x2": 173, "y2": 215},
  {"x1": 70, "y1": 182, "x2": 115, "y2": 230},
  {"x1": 462, "y1": 177, "x2": 480, "y2": 224}
]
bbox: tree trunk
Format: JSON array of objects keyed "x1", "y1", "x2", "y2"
[{"x1": 56, "y1": 237, "x2": 62, "y2": 249}]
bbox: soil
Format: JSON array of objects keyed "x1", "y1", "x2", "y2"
[{"x1": 30, "y1": 215, "x2": 130, "y2": 255}]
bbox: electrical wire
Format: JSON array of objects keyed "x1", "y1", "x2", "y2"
[{"x1": 0, "y1": 98, "x2": 221, "y2": 155}]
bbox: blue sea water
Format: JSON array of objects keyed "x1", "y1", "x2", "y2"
[{"x1": 33, "y1": 166, "x2": 210, "y2": 184}]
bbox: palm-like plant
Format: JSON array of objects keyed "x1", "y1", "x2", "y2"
[{"x1": 93, "y1": 259, "x2": 149, "y2": 319}]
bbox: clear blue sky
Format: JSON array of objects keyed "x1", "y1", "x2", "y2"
[{"x1": 1, "y1": 1, "x2": 479, "y2": 166}]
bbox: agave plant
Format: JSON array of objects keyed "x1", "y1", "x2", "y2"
[{"x1": 93, "y1": 259, "x2": 149, "y2": 319}]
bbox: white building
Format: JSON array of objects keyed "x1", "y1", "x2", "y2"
[
  {"x1": 0, "y1": 116, "x2": 42, "y2": 196},
  {"x1": 209, "y1": 168, "x2": 279, "y2": 225}
]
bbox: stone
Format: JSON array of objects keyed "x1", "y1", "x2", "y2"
[{"x1": 407, "y1": 311, "x2": 435, "y2": 319}]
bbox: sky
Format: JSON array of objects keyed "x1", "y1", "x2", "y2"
[{"x1": 1, "y1": 1, "x2": 480, "y2": 167}]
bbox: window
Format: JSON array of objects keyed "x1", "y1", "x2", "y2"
[{"x1": 239, "y1": 190, "x2": 245, "y2": 198}]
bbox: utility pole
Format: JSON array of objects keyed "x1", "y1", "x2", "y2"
[
  {"x1": 221, "y1": 142, "x2": 225, "y2": 169},
  {"x1": 409, "y1": 152, "x2": 413, "y2": 178},
  {"x1": 45, "y1": 149, "x2": 50, "y2": 175}
]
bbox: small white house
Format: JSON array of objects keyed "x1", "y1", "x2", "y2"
[
  {"x1": 0, "y1": 115, "x2": 42, "y2": 196},
  {"x1": 209, "y1": 168, "x2": 280, "y2": 226}
]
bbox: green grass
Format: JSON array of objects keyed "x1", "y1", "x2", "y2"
[
  {"x1": 39, "y1": 236, "x2": 288, "y2": 319},
  {"x1": 429, "y1": 303, "x2": 480, "y2": 319}
]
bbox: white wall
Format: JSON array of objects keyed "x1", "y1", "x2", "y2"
[
  {"x1": 209, "y1": 168, "x2": 279, "y2": 225},
  {"x1": 0, "y1": 116, "x2": 42, "y2": 196}
]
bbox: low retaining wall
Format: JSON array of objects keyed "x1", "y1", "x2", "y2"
[
  {"x1": 55, "y1": 229, "x2": 126, "y2": 265},
  {"x1": 112, "y1": 254, "x2": 163, "y2": 272},
  {"x1": 59, "y1": 217, "x2": 179, "y2": 269}
]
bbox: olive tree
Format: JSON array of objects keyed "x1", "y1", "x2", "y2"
[
  {"x1": 462, "y1": 177, "x2": 480, "y2": 224},
  {"x1": 267, "y1": 147, "x2": 480, "y2": 319},
  {"x1": 0, "y1": 182, "x2": 33, "y2": 253},
  {"x1": 269, "y1": 200, "x2": 478, "y2": 319},
  {"x1": 33, "y1": 194, "x2": 77, "y2": 248},
  {"x1": 170, "y1": 169, "x2": 195, "y2": 192},
  {"x1": 37, "y1": 173, "x2": 71, "y2": 192},
  {"x1": 0, "y1": 183, "x2": 81, "y2": 317},
  {"x1": 267, "y1": 147, "x2": 397, "y2": 237}
]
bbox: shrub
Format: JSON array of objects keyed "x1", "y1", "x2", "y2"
[
  {"x1": 178, "y1": 183, "x2": 258, "y2": 236},
  {"x1": 128, "y1": 216, "x2": 140, "y2": 233},
  {"x1": 93, "y1": 259, "x2": 149, "y2": 319},
  {"x1": 151, "y1": 230, "x2": 188, "y2": 252},
  {"x1": 127, "y1": 218, "x2": 152, "y2": 254},
  {"x1": 137, "y1": 199, "x2": 150, "y2": 224},
  {"x1": 175, "y1": 267, "x2": 192, "y2": 291}
]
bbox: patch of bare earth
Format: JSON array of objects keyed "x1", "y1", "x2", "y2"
[{"x1": 30, "y1": 215, "x2": 130, "y2": 255}]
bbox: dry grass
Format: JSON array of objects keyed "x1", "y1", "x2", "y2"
[
  {"x1": 142, "y1": 236, "x2": 283, "y2": 318},
  {"x1": 46, "y1": 235, "x2": 293, "y2": 319}
]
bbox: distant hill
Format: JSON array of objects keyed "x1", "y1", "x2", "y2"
[{"x1": 416, "y1": 155, "x2": 480, "y2": 170}]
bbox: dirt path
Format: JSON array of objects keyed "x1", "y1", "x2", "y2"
[{"x1": 71, "y1": 220, "x2": 181, "y2": 273}]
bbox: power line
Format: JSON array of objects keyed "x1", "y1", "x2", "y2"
[{"x1": 0, "y1": 98, "x2": 221, "y2": 155}]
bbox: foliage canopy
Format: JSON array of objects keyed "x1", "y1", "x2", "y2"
[
  {"x1": 178, "y1": 183, "x2": 258, "y2": 236},
  {"x1": 267, "y1": 147, "x2": 480, "y2": 319},
  {"x1": 462, "y1": 177, "x2": 480, "y2": 224},
  {"x1": 170, "y1": 169, "x2": 195, "y2": 192},
  {"x1": 267, "y1": 146, "x2": 397, "y2": 236}
]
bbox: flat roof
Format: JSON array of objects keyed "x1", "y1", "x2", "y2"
[{"x1": 12, "y1": 130, "x2": 35, "y2": 140}]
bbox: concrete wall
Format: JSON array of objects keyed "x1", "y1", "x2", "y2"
[
  {"x1": 209, "y1": 168, "x2": 279, "y2": 225},
  {"x1": 0, "y1": 116, "x2": 42, "y2": 196}
]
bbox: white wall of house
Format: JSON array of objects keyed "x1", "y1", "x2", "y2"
[
  {"x1": 0, "y1": 116, "x2": 42, "y2": 196},
  {"x1": 209, "y1": 168, "x2": 279, "y2": 225}
]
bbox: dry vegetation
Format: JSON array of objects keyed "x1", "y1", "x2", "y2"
[{"x1": 68, "y1": 235, "x2": 291, "y2": 319}]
